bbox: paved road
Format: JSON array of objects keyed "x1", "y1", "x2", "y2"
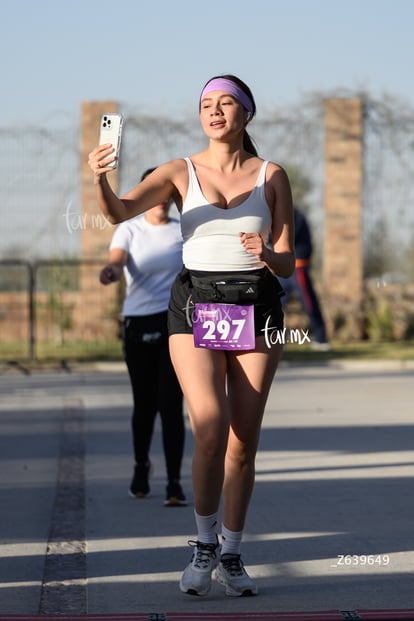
[{"x1": 0, "y1": 359, "x2": 413, "y2": 615}]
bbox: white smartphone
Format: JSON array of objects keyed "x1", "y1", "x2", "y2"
[{"x1": 98, "y1": 113, "x2": 123, "y2": 169}]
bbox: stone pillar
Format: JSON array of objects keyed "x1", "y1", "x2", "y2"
[
  {"x1": 323, "y1": 98, "x2": 364, "y2": 339},
  {"x1": 79, "y1": 101, "x2": 120, "y2": 341},
  {"x1": 80, "y1": 101, "x2": 119, "y2": 258}
]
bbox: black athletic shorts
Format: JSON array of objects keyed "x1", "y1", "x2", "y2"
[{"x1": 168, "y1": 266, "x2": 284, "y2": 337}]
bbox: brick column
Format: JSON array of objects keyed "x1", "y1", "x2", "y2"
[
  {"x1": 79, "y1": 101, "x2": 120, "y2": 341},
  {"x1": 323, "y1": 98, "x2": 364, "y2": 339},
  {"x1": 80, "y1": 101, "x2": 119, "y2": 258}
]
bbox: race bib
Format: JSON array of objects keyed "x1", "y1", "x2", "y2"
[{"x1": 193, "y1": 303, "x2": 255, "y2": 350}]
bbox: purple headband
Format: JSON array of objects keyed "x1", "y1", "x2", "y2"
[{"x1": 200, "y1": 78, "x2": 254, "y2": 119}]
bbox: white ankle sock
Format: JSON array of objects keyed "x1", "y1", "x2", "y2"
[
  {"x1": 194, "y1": 510, "x2": 218, "y2": 545},
  {"x1": 221, "y1": 524, "x2": 243, "y2": 556}
]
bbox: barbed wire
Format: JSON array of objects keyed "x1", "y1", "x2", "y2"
[{"x1": 1, "y1": 93, "x2": 413, "y2": 279}]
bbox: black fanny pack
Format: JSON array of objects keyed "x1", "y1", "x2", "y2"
[{"x1": 189, "y1": 270, "x2": 264, "y2": 304}]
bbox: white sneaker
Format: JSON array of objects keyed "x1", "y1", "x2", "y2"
[
  {"x1": 215, "y1": 553, "x2": 258, "y2": 596},
  {"x1": 179, "y1": 539, "x2": 220, "y2": 596}
]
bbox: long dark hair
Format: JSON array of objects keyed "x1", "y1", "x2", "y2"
[{"x1": 200, "y1": 74, "x2": 258, "y2": 156}]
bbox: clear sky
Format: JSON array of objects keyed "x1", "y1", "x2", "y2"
[{"x1": 2, "y1": 0, "x2": 414, "y2": 125}]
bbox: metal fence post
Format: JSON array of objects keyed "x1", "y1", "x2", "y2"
[{"x1": 29, "y1": 262, "x2": 36, "y2": 362}]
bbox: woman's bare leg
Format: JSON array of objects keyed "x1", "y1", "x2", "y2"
[
  {"x1": 223, "y1": 338, "x2": 283, "y2": 531},
  {"x1": 169, "y1": 334, "x2": 230, "y2": 515},
  {"x1": 172, "y1": 334, "x2": 283, "y2": 596},
  {"x1": 170, "y1": 334, "x2": 282, "y2": 524}
]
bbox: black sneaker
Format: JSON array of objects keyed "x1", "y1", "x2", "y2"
[
  {"x1": 164, "y1": 479, "x2": 187, "y2": 506},
  {"x1": 129, "y1": 462, "x2": 150, "y2": 498}
]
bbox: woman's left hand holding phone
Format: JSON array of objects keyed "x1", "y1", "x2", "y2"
[{"x1": 88, "y1": 143, "x2": 116, "y2": 178}]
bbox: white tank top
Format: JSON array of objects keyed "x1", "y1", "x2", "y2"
[{"x1": 181, "y1": 157, "x2": 272, "y2": 271}]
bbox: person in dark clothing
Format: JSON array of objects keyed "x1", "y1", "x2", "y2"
[
  {"x1": 99, "y1": 168, "x2": 187, "y2": 506},
  {"x1": 279, "y1": 207, "x2": 329, "y2": 349}
]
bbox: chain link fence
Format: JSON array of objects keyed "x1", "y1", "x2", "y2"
[
  {"x1": 1, "y1": 93, "x2": 414, "y2": 361},
  {"x1": 2, "y1": 94, "x2": 414, "y2": 273},
  {"x1": 0, "y1": 260, "x2": 123, "y2": 363}
]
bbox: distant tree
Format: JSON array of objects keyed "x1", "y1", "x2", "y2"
[
  {"x1": 282, "y1": 163, "x2": 326, "y2": 274},
  {"x1": 37, "y1": 263, "x2": 75, "y2": 346},
  {"x1": 364, "y1": 216, "x2": 396, "y2": 279},
  {"x1": 402, "y1": 225, "x2": 414, "y2": 281},
  {"x1": 283, "y1": 164, "x2": 313, "y2": 212}
]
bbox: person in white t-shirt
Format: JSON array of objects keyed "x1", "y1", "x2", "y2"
[{"x1": 99, "y1": 167, "x2": 186, "y2": 506}]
